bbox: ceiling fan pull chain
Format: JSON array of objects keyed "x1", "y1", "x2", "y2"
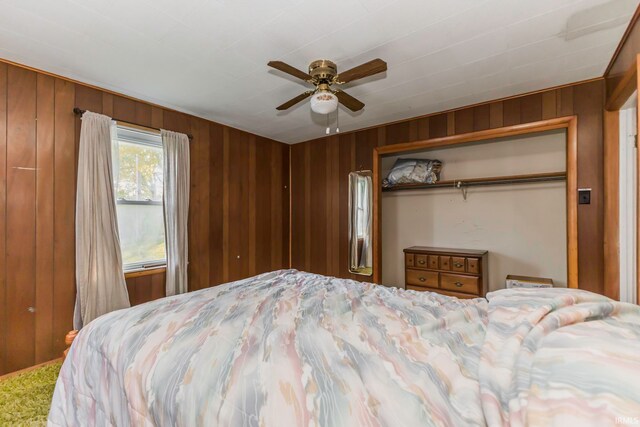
[
  {"x1": 326, "y1": 113, "x2": 330, "y2": 135},
  {"x1": 336, "y1": 108, "x2": 340, "y2": 133}
]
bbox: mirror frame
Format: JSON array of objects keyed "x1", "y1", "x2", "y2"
[{"x1": 348, "y1": 170, "x2": 373, "y2": 276}]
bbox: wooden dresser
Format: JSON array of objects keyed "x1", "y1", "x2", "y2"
[{"x1": 404, "y1": 246, "x2": 488, "y2": 299}]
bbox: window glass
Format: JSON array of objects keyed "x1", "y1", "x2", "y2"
[{"x1": 113, "y1": 126, "x2": 166, "y2": 270}]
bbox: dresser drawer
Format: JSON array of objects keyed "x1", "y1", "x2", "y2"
[
  {"x1": 436, "y1": 289, "x2": 480, "y2": 299},
  {"x1": 451, "y1": 257, "x2": 466, "y2": 272},
  {"x1": 428, "y1": 255, "x2": 439, "y2": 269},
  {"x1": 440, "y1": 273, "x2": 479, "y2": 295},
  {"x1": 467, "y1": 257, "x2": 480, "y2": 274},
  {"x1": 406, "y1": 284, "x2": 439, "y2": 293},
  {"x1": 439, "y1": 256, "x2": 451, "y2": 270},
  {"x1": 405, "y1": 253, "x2": 415, "y2": 267},
  {"x1": 406, "y1": 269, "x2": 438, "y2": 288},
  {"x1": 415, "y1": 254, "x2": 428, "y2": 268},
  {"x1": 407, "y1": 286, "x2": 478, "y2": 299}
]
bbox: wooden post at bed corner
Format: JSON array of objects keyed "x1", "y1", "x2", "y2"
[{"x1": 63, "y1": 330, "x2": 79, "y2": 360}]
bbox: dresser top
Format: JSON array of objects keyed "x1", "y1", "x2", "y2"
[{"x1": 403, "y1": 246, "x2": 488, "y2": 256}]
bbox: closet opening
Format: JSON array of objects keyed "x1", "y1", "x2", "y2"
[{"x1": 372, "y1": 117, "x2": 578, "y2": 290}]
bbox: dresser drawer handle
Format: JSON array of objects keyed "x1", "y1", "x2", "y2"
[
  {"x1": 419, "y1": 277, "x2": 426, "y2": 282},
  {"x1": 454, "y1": 281, "x2": 464, "y2": 287},
  {"x1": 454, "y1": 262, "x2": 464, "y2": 268},
  {"x1": 418, "y1": 259, "x2": 425, "y2": 264}
]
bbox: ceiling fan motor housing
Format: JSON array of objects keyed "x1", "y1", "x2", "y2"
[{"x1": 309, "y1": 59, "x2": 338, "y2": 82}]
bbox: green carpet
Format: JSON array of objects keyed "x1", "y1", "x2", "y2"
[{"x1": 0, "y1": 361, "x2": 62, "y2": 426}]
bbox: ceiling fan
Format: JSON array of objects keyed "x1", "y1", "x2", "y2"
[{"x1": 267, "y1": 58, "x2": 387, "y2": 114}]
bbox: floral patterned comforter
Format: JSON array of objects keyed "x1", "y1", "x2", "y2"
[{"x1": 48, "y1": 270, "x2": 640, "y2": 426}]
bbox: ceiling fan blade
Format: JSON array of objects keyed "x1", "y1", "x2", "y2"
[
  {"x1": 276, "y1": 91, "x2": 314, "y2": 110},
  {"x1": 335, "y1": 90, "x2": 365, "y2": 112},
  {"x1": 268, "y1": 61, "x2": 313, "y2": 82},
  {"x1": 335, "y1": 58, "x2": 387, "y2": 84}
]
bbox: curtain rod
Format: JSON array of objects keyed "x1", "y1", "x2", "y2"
[{"x1": 72, "y1": 108, "x2": 194, "y2": 140}]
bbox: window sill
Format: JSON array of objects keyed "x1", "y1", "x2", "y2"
[{"x1": 124, "y1": 266, "x2": 166, "y2": 279}]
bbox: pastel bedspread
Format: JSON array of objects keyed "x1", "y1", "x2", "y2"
[{"x1": 48, "y1": 270, "x2": 640, "y2": 426}]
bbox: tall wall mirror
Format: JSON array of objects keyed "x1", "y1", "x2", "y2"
[{"x1": 349, "y1": 171, "x2": 373, "y2": 276}]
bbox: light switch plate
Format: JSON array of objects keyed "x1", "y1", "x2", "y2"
[{"x1": 578, "y1": 188, "x2": 591, "y2": 205}]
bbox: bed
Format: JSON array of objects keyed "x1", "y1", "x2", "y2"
[{"x1": 48, "y1": 269, "x2": 640, "y2": 426}]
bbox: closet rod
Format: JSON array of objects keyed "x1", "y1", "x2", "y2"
[
  {"x1": 382, "y1": 172, "x2": 567, "y2": 192},
  {"x1": 453, "y1": 172, "x2": 567, "y2": 187},
  {"x1": 73, "y1": 107, "x2": 194, "y2": 140}
]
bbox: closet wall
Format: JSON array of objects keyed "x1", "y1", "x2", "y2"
[
  {"x1": 290, "y1": 79, "x2": 604, "y2": 294},
  {"x1": 0, "y1": 60, "x2": 290, "y2": 375}
]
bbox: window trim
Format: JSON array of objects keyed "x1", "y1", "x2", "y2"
[
  {"x1": 114, "y1": 124, "x2": 167, "y2": 271},
  {"x1": 123, "y1": 260, "x2": 167, "y2": 273},
  {"x1": 124, "y1": 266, "x2": 167, "y2": 279},
  {"x1": 117, "y1": 124, "x2": 162, "y2": 147},
  {"x1": 116, "y1": 199, "x2": 162, "y2": 206}
]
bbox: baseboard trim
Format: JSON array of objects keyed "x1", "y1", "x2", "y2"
[{"x1": 0, "y1": 358, "x2": 63, "y2": 381}]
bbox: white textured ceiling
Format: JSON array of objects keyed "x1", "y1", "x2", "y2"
[{"x1": 0, "y1": 0, "x2": 637, "y2": 143}]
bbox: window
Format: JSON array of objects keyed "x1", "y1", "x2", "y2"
[{"x1": 113, "y1": 125, "x2": 166, "y2": 271}]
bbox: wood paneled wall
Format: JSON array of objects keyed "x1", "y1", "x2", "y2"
[
  {"x1": 126, "y1": 272, "x2": 166, "y2": 306},
  {"x1": 291, "y1": 80, "x2": 605, "y2": 294},
  {"x1": 0, "y1": 60, "x2": 611, "y2": 376},
  {"x1": 0, "y1": 61, "x2": 290, "y2": 375}
]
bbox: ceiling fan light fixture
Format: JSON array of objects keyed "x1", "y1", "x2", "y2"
[
  {"x1": 310, "y1": 90, "x2": 338, "y2": 114},
  {"x1": 268, "y1": 58, "x2": 386, "y2": 113}
]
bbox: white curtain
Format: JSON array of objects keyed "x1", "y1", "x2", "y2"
[
  {"x1": 74, "y1": 111, "x2": 130, "y2": 329},
  {"x1": 161, "y1": 129, "x2": 190, "y2": 296}
]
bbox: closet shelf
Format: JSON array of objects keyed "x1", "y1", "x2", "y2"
[{"x1": 381, "y1": 171, "x2": 567, "y2": 192}]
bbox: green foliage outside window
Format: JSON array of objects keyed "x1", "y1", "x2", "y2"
[
  {"x1": 114, "y1": 139, "x2": 166, "y2": 267},
  {"x1": 116, "y1": 142, "x2": 163, "y2": 201}
]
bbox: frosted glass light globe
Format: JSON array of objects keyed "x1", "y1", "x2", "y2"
[{"x1": 310, "y1": 90, "x2": 338, "y2": 114}]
